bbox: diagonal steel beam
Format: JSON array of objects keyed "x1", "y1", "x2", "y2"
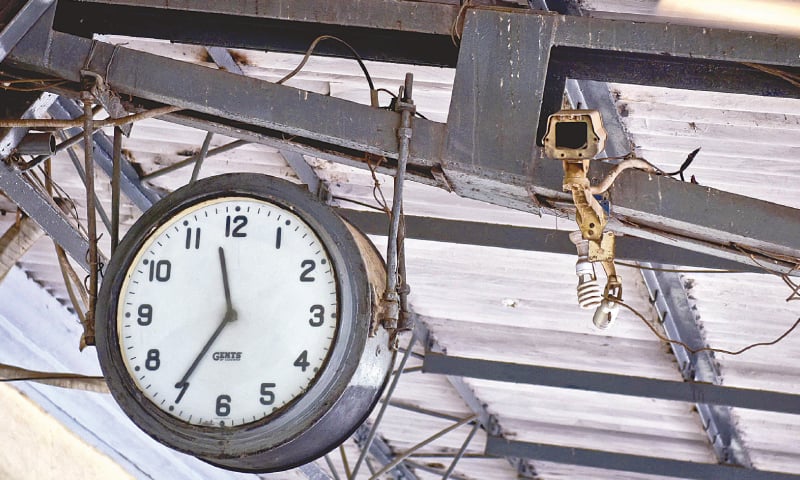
[
  {"x1": 48, "y1": 96, "x2": 159, "y2": 211},
  {"x1": 415, "y1": 321, "x2": 538, "y2": 479},
  {"x1": 0, "y1": 0, "x2": 54, "y2": 64},
  {"x1": 0, "y1": 92, "x2": 93, "y2": 271},
  {"x1": 640, "y1": 266, "x2": 753, "y2": 467}
]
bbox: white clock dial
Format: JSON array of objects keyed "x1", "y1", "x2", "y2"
[{"x1": 117, "y1": 197, "x2": 338, "y2": 427}]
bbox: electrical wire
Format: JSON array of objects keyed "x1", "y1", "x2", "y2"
[
  {"x1": 331, "y1": 195, "x2": 386, "y2": 213},
  {"x1": 660, "y1": 147, "x2": 701, "y2": 181},
  {"x1": 365, "y1": 154, "x2": 391, "y2": 216},
  {"x1": 276, "y1": 35, "x2": 375, "y2": 92},
  {"x1": 616, "y1": 296, "x2": 800, "y2": 356},
  {"x1": 742, "y1": 62, "x2": 800, "y2": 89},
  {"x1": 0, "y1": 76, "x2": 67, "y2": 92}
]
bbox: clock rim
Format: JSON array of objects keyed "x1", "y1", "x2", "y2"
[{"x1": 96, "y1": 173, "x2": 374, "y2": 459}]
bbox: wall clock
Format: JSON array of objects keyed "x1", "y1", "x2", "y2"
[{"x1": 95, "y1": 173, "x2": 394, "y2": 472}]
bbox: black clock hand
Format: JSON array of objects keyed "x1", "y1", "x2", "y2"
[{"x1": 174, "y1": 247, "x2": 237, "y2": 403}]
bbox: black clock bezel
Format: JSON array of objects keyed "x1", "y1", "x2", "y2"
[{"x1": 96, "y1": 173, "x2": 390, "y2": 471}]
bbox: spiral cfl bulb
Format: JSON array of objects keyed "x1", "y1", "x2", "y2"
[{"x1": 569, "y1": 231, "x2": 602, "y2": 310}]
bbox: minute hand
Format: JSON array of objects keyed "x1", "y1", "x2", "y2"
[{"x1": 174, "y1": 247, "x2": 237, "y2": 401}]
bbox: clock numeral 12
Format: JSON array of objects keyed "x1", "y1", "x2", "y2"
[{"x1": 225, "y1": 215, "x2": 248, "y2": 238}]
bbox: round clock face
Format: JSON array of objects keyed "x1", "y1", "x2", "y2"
[
  {"x1": 117, "y1": 197, "x2": 338, "y2": 427},
  {"x1": 97, "y1": 174, "x2": 393, "y2": 472}
]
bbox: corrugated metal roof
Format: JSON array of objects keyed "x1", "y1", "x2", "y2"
[{"x1": 1, "y1": 2, "x2": 800, "y2": 479}]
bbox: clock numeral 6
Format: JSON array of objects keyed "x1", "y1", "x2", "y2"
[
  {"x1": 216, "y1": 394, "x2": 231, "y2": 416},
  {"x1": 137, "y1": 304, "x2": 153, "y2": 326},
  {"x1": 294, "y1": 350, "x2": 311, "y2": 372},
  {"x1": 148, "y1": 260, "x2": 171, "y2": 282},
  {"x1": 299, "y1": 260, "x2": 316, "y2": 282},
  {"x1": 145, "y1": 349, "x2": 160, "y2": 371},
  {"x1": 309, "y1": 305, "x2": 324, "y2": 327},
  {"x1": 259, "y1": 383, "x2": 276, "y2": 406},
  {"x1": 225, "y1": 215, "x2": 248, "y2": 238}
]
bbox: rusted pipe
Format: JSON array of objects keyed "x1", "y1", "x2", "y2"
[
  {"x1": 82, "y1": 90, "x2": 97, "y2": 347},
  {"x1": 16, "y1": 132, "x2": 55, "y2": 155}
]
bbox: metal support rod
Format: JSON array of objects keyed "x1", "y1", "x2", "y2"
[
  {"x1": 350, "y1": 332, "x2": 417, "y2": 479},
  {"x1": 110, "y1": 126, "x2": 122, "y2": 254},
  {"x1": 61, "y1": 133, "x2": 113, "y2": 234},
  {"x1": 383, "y1": 73, "x2": 414, "y2": 330},
  {"x1": 383, "y1": 400, "x2": 464, "y2": 423},
  {"x1": 28, "y1": 106, "x2": 104, "y2": 169},
  {"x1": 340, "y1": 445, "x2": 352, "y2": 479},
  {"x1": 189, "y1": 131, "x2": 213, "y2": 183},
  {"x1": 442, "y1": 421, "x2": 480, "y2": 480},
  {"x1": 81, "y1": 90, "x2": 97, "y2": 345},
  {"x1": 324, "y1": 455, "x2": 343, "y2": 480},
  {"x1": 367, "y1": 414, "x2": 478, "y2": 480},
  {"x1": 140, "y1": 139, "x2": 248, "y2": 180}
]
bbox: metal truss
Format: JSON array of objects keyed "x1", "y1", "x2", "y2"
[
  {"x1": 415, "y1": 322, "x2": 539, "y2": 479},
  {"x1": 422, "y1": 351, "x2": 800, "y2": 416},
  {"x1": 421, "y1": 336, "x2": 800, "y2": 478},
  {"x1": 640, "y1": 267, "x2": 753, "y2": 467},
  {"x1": 4, "y1": 3, "x2": 800, "y2": 275},
  {"x1": 486, "y1": 437, "x2": 799, "y2": 480}
]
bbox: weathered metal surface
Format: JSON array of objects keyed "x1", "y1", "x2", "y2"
[
  {"x1": 552, "y1": 13, "x2": 800, "y2": 67},
  {"x1": 486, "y1": 437, "x2": 800, "y2": 480},
  {"x1": 423, "y1": 352, "x2": 800, "y2": 415},
  {"x1": 54, "y1": 0, "x2": 460, "y2": 67},
  {"x1": 5, "y1": 6, "x2": 800, "y2": 274},
  {"x1": 0, "y1": 0, "x2": 54, "y2": 63},
  {"x1": 443, "y1": 9, "x2": 553, "y2": 179},
  {"x1": 67, "y1": 0, "x2": 460, "y2": 34}
]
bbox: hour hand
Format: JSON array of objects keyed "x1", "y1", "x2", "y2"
[{"x1": 174, "y1": 381, "x2": 189, "y2": 404}]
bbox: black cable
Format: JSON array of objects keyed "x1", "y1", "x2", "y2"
[
  {"x1": 662, "y1": 147, "x2": 701, "y2": 181},
  {"x1": 277, "y1": 35, "x2": 375, "y2": 91}
]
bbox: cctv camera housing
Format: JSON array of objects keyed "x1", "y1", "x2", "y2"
[{"x1": 543, "y1": 110, "x2": 607, "y2": 160}]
